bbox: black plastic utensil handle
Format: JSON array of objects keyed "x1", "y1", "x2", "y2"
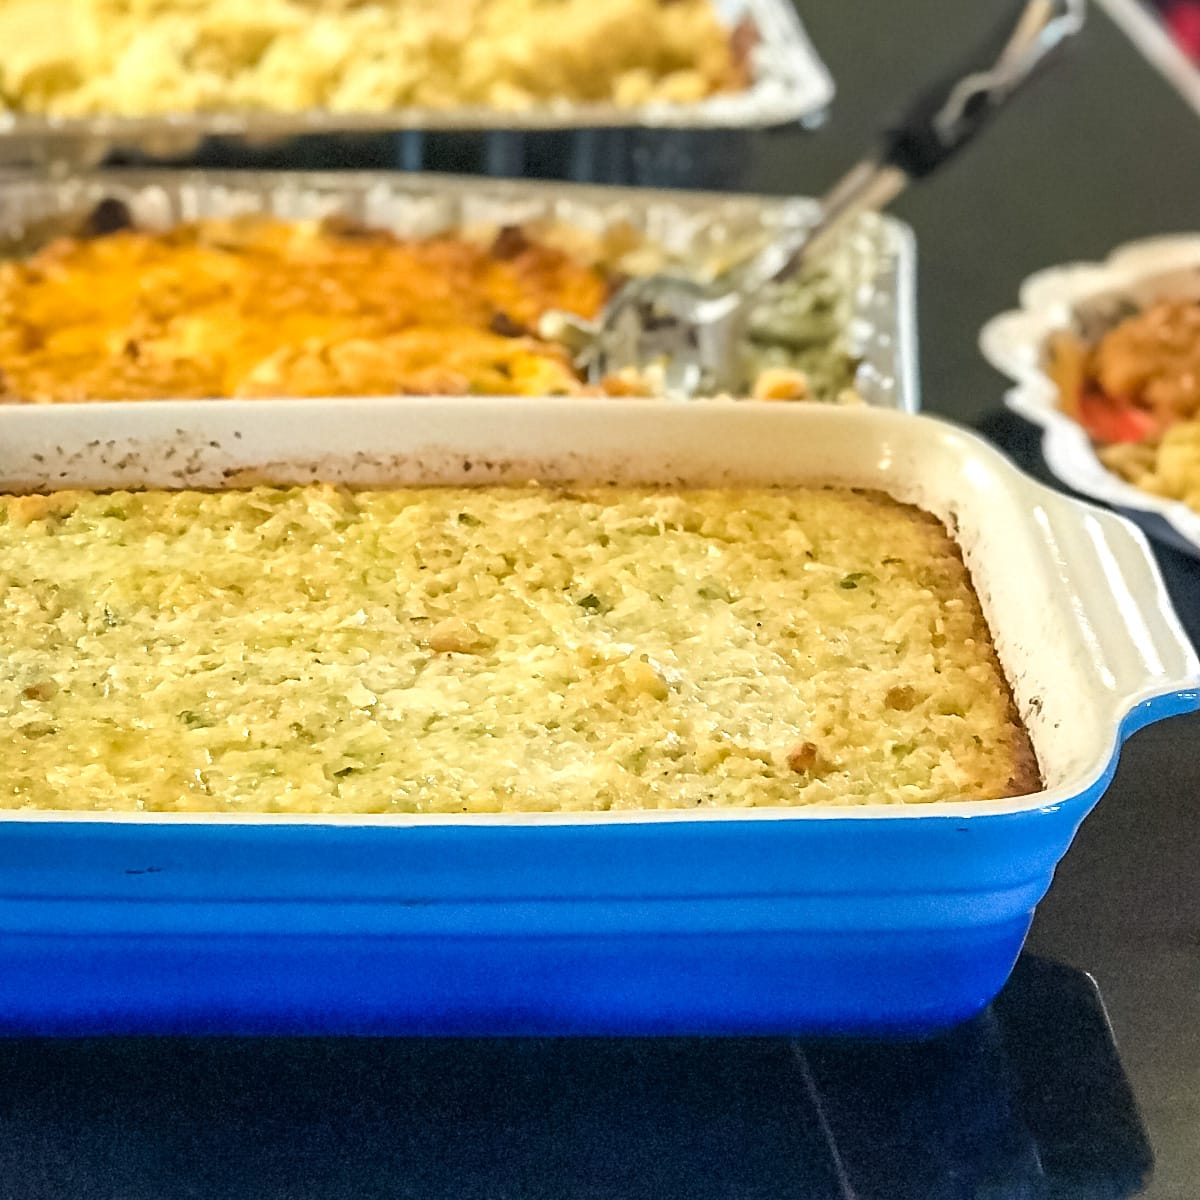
[{"x1": 882, "y1": 0, "x2": 1084, "y2": 179}]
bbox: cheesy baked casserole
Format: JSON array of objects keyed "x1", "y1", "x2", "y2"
[
  {"x1": 0, "y1": 0, "x2": 746, "y2": 117},
  {"x1": 0, "y1": 484, "x2": 1037, "y2": 814},
  {"x1": 0, "y1": 216, "x2": 607, "y2": 402},
  {"x1": 0, "y1": 211, "x2": 862, "y2": 404}
]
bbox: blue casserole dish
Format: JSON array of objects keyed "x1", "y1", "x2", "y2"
[{"x1": 0, "y1": 399, "x2": 1194, "y2": 1036}]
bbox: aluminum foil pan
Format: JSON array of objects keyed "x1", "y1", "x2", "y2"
[
  {"x1": 0, "y1": 0, "x2": 832, "y2": 168},
  {"x1": 0, "y1": 169, "x2": 918, "y2": 411}
]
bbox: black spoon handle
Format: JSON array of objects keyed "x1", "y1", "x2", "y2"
[
  {"x1": 746, "y1": 0, "x2": 1085, "y2": 287},
  {"x1": 882, "y1": 0, "x2": 1085, "y2": 179}
]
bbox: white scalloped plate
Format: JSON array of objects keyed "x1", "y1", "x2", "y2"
[{"x1": 980, "y1": 235, "x2": 1200, "y2": 559}]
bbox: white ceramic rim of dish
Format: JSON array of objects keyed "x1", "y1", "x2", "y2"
[{"x1": 980, "y1": 234, "x2": 1200, "y2": 555}]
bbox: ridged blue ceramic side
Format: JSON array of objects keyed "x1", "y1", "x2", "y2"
[{"x1": 0, "y1": 693, "x2": 1190, "y2": 1037}]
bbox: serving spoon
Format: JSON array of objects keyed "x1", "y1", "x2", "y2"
[{"x1": 544, "y1": 0, "x2": 1085, "y2": 397}]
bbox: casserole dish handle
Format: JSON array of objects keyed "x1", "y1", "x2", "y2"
[{"x1": 1040, "y1": 490, "x2": 1200, "y2": 736}]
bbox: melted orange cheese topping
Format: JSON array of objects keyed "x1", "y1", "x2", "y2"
[{"x1": 0, "y1": 218, "x2": 610, "y2": 403}]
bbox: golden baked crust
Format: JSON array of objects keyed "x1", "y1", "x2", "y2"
[
  {"x1": 0, "y1": 217, "x2": 609, "y2": 402},
  {"x1": 0, "y1": 483, "x2": 1038, "y2": 814}
]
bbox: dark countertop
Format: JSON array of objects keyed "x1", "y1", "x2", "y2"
[{"x1": 4, "y1": 3, "x2": 1199, "y2": 1198}]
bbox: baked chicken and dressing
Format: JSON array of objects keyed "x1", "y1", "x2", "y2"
[
  {"x1": 0, "y1": 483, "x2": 1037, "y2": 814},
  {"x1": 0, "y1": 207, "x2": 863, "y2": 405}
]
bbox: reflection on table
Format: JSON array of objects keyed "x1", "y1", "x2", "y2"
[{"x1": 0, "y1": 956, "x2": 1153, "y2": 1200}]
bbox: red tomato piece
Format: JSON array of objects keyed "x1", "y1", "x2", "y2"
[{"x1": 1077, "y1": 393, "x2": 1160, "y2": 444}]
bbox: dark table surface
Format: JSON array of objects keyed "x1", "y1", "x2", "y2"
[{"x1": 5, "y1": 3, "x2": 1200, "y2": 1198}]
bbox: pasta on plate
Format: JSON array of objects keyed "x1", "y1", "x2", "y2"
[{"x1": 1047, "y1": 298, "x2": 1200, "y2": 515}]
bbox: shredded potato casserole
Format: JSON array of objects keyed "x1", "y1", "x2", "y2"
[
  {"x1": 0, "y1": 484, "x2": 1036, "y2": 814},
  {"x1": 0, "y1": 0, "x2": 747, "y2": 116}
]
